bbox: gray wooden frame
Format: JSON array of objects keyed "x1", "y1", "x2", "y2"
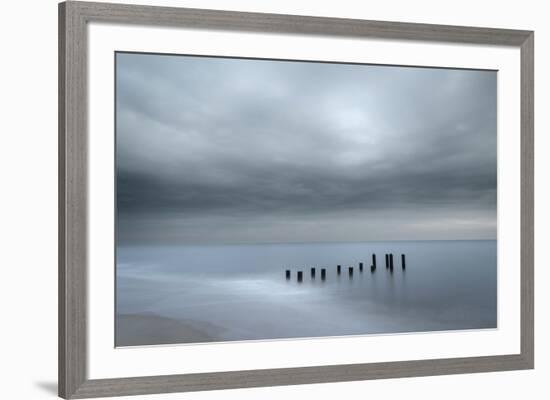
[{"x1": 59, "y1": 1, "x2": 534, "y2": 398}]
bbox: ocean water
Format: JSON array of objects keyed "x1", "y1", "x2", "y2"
[{"x1": 116, "y1": 240, "x2": 497, "y2": 346}]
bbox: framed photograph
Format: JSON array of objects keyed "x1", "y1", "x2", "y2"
[{"x1": 59, "y1": 1, "x2": 534, "y2": 398}]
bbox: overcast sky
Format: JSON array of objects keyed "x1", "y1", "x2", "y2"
[{"x1": 116, "y1": 52, "x2": 497, "y2": 245}]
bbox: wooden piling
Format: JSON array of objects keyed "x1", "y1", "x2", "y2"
[
  {"x1": 370, "y1": 264, "x2": 376, "y2": 272},
  {"x1": 401, "y1": 254, "x2": 406, "y2": 270},
  {"x1": 337, "y1": 265, "x2": 341, "y2": 274},
  {"x1": 372, "y1": 254, "x2": 376, "y2": 268},
  {"x1": 297, "y1": 271, "x2": 303, "y2": 282},
  {"x1": 285, "y1": 270, "x2": 291, "y2": 279},
  {"x1": 321, "y1": 268, "x2": 326, "y2": 280},
  {"x1": 359, "y1": 262, "x2": 363, "y2": 272},
  {"x1": 390, "y1": 254, "x2": 394, "y2": 269},
  {"x1": 311, "y1": 267, "x2": 316, "y2": 277},
  {"x1": 385, "y1": 254, "x2": 389, "y2": 268},
  {"x1": 348, "y1": 267, "x2": 354, "y2": 276}
]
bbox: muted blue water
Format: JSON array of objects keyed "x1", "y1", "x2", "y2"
[{"x1": 116, "y1": 240, "x2": 497, "y2": 346}]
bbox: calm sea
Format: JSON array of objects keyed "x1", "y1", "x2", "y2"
[{"x1": 116, "y1": 240, "x2": 497, "y2": 346}]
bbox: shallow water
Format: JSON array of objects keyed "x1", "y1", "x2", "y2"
[{"x1": 116, "y1": 240, "x2": 497, "y2": 346}]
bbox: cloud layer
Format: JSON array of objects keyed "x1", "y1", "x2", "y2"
[{"x1": 116, "y1": 52, "x2": 497, "y2": 244}]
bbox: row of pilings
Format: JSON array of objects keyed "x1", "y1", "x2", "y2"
[{"x1": 285, "y1": 253, "x2": 406, "y2": 282}]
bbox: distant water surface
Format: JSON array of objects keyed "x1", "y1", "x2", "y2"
[{"x1": 116, "y1": 240, "x2": 497, "y2": 346}]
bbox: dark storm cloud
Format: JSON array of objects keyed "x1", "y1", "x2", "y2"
[{"x1": 115, "y1": 52, "x2": 497, "y2": 244}]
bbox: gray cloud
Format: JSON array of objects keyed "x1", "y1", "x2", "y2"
[{"x1": 116, "y1": 52, "x2": 496, "y2": 244}]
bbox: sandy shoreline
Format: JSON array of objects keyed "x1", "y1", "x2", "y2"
[{"x1": 116, "y1": 313, "x2": 220, "y2": 347}]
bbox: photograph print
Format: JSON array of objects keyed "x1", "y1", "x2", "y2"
[{"x1": 115, "y1": 52, "x2": 497, "y2": 347}]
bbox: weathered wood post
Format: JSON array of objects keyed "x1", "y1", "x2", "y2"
[
  {"x1": 297, "y1": 271, "x2": 303, "y2": 282},
  {"x1": 337, "y1": 265, "x2": 341, "y2": 274},
  {"x1": 385, "y1": 254, "x2": 389, "y2": 269},
  {"x1": 285, "y1": 270, "x2": 291, "y2": 280},
  {"x1": 348, "y1": 267, "x2": 354, "y2": 277},
  {"x1": 321, "y1": 268, "x2": 326, "y2": 280},
  {"x1": 370, "y1": 264, "x2": 376, "y2": 272},
  {"x1": 359, "y1": 262, "x2": 363, "y2": 272},
  {"x1": 401, "y1": 254, "x2": 406, "y2": 270},
  {"x1": 311, "y1": 267, "x2": 316, "y2": 278},
  {"x1": 390, "y1": 254, "x2": 394, "y2": 269},
  {"x1": 372, "y1": 254, "x2": 376, "y2": 268}
]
